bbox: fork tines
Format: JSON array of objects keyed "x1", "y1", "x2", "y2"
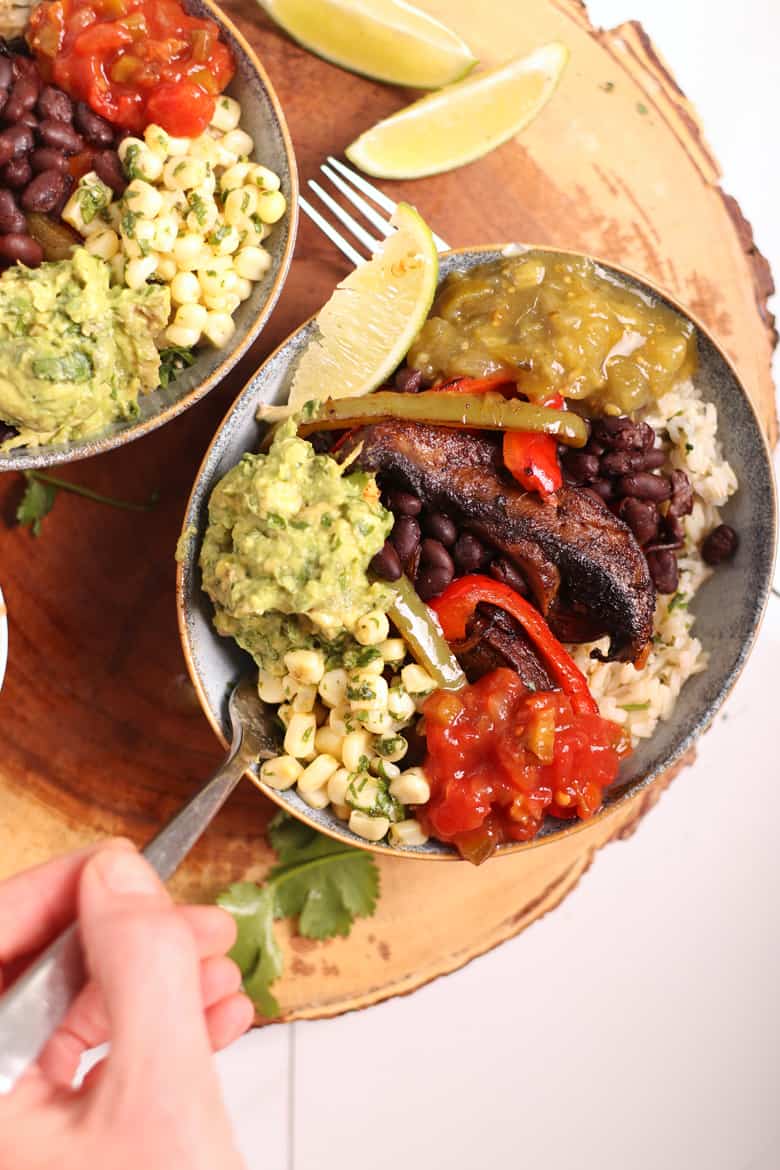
[{"x1": 300, "y1": 157, "x2": 449, "y2": 266}]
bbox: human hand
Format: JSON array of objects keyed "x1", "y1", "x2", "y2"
[{"x1": 0, "y1": 839, "x2": 253, "y2": 1170}]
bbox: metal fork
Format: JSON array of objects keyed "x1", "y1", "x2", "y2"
[{"x1": 299, "y1": 157, "x2": 450, "y2": 265}]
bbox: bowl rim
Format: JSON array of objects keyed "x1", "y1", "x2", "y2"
[
  {"x1": 0, "y1": 0, "x2": 299, "y2": 472},
  {"x1": 176, "y1": 240, "x2": 778, "y2": 862},
  {"x1": 0, "y1": 585, "x2": 7, "y2": 695}
]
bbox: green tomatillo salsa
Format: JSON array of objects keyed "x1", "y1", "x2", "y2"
[{"x1": 200, "y1": 419, "x2": 395, "y2": 673}]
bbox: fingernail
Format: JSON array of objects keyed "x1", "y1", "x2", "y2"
[{"x1": 92, "y1": 848, "x2": 160, "y2": 896}]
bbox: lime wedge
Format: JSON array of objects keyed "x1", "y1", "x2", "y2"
[
  {"x1": 259, "y1": 0, "x2": 476, "y2": 89},
  {"x1": 285, "y1": 204, "x2": 438, "y2": 412},
  {"x1": 346, "y1": 42, "x2": 569, "y2": 179}
]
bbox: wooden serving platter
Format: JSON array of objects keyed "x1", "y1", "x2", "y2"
[{"x1": 0, "y1": 0, "x2": 774, "y2": 1021}]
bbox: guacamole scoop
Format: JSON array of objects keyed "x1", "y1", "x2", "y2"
[
  {"x1": 0, "y1": 248, "x2": 170, "y2": 449},
  {"x1": 201, "y1": 420, "x2": 394, "y2": 673}
]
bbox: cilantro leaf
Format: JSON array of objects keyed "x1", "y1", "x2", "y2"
[
  {"x1": 16, "y1": 473, "x2": 57, "y2": 536},
  {"x1": 159, "y1": 345, "x2": 196, "y2": 389},
  {"x1": 217, "y1": 813, "x2": 380, "y2": 1013},
  {"x1": 217, "y1": 882, "x2": 283, "y2": 1018}
]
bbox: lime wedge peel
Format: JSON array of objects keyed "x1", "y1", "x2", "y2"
[
  {"x1": 258, "y1": 0, "x2": 477, "y2": 90},
  {"x1": 261, "y1": 204, "x2": 439, "y2": 420},
  {"x1": 346, "y1": 42, "x2": 570, "y2": 180}
]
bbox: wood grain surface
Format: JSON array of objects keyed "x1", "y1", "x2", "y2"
[{"x1": 0, "y1": 0, "x2": 774, "y2": 1021}]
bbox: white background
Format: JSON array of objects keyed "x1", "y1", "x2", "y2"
[{"x1": 217, "y1": 3, "x2": 780, "y2": 1168}]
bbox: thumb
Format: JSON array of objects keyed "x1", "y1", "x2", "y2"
[{"x1": 78, "y1": 845, "x2": 215, "y2": 1100}]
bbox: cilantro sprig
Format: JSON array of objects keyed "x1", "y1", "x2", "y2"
[
  {"x1": 217, "y1": 813, "x2": 379, "y2": 1017},
  {"x1": 16, "y1": 471, "x2": 159, "y2": 537}
]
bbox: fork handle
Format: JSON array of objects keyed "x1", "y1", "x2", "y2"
[{"x1": 0, "y1": 745, "x2": 250, "y2": 1095}]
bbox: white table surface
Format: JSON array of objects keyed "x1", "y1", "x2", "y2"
[{"x1": 217, "y1": 4, "x2": 780, "y2": 1167}]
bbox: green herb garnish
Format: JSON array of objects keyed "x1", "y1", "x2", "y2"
[
  {"x1": 158, "y1": 345, "x2": 196, "y2": 389},
  {"x1": 668, "y1": 591, "x2": 688, "y2": 612},
  {"x1": 217, "y1": 814, "x2": 379, "y2": 1016},
  {"x1": 619, "y1": 701, "x2": 651, "y2": 712},
  {"x1": 16, "y1": 471, "x2": 159, "y2": 537}
]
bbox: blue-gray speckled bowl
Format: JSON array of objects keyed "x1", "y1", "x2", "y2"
[
  {"x1": 0, "y1": 0, "x2": 298, "y2": 473},
  {"x1": 176, "y1": 245, "x2": 777, "y2": 861}
]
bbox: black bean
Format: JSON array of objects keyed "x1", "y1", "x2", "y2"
[
  {"x1": 600, "y1": 449, "x2": 641, "y2": 477},
  {"x1": 588, "y1": 478, "x2": 615, "y2": 502},
  {"x1": 0, "y1": 188, "x2": 24, "y2": 233},
  {"x1": 662, "y1": 514, "x2": 685, "y2": 548},
  {"x1": 0, "y1": 58, "x2": 12, "y2": 91},
  {"x1": 38, "y1": 118, "x2": 83, "y2": 155},
  {"x1": 617, "y1": 472, "x2": 672, "y2": 501},
  {"x1": 419, "y1": 538, "x2": 454, "y2": 573},
  {"x1": 37, "y1": 85, "x2": 73, "y2": 124},
  {"x1": 562, "y1": 450, "x2": 600, "y2": 484},
  {"x1": 1, "y1": 155, "x2": 30, "y2": 188},
  {"x1": 422, "y1": 511, "x2": 457, "y2": 547},
  {"x1": 387, "y1": 488, "x2": 421, "y2": 517},
  {"x1": 11, "y1": 55, "x2": 37, "y2": 82},
  {"x1": 594, "y1": 416, "x2": 654, "y2": 451},
  {"x1": 453, "y1": 532, "x2": 489, "y2": 574},
  {"x1": 634, "y1": 448, "x2": 666, "y2": 472},
  {"x1": 0, "y1": 231, "x2": 43, "y2": 267},
  {"x1": 394, "y1": 366, "x2": 423, "y2": 394},
  {"x1": 49, "y1": 171, "x2": 73, "y2": 218},
  {"x1": 645, "y1": 548, "x2": 678, "y2": 594},
  {"x1": 2, "y1": 75, "x2": 39, "y2": 123},
  {"x1": 390, "y1": 515, "x2": 420, "y2": 564},
  {"x1": 0, "y1": 124, "x2": 33, "y2": 163},
  {"x1": 488, "y1": 557, "x2": 529, "y2": 596},
  {"x1": 30, "y1": 147, "x2": 68, "y2": 174},
  {"x1": 18, "y1": 111, "x2": 38, "y2": 132},
  {"x1": 370, "y1": 540, "x2": 402, "y2": 581},
  {"x1": 668, "y1": 468, "x2": 694, "y2": 518},
  {"x1": 702, "y1": 524, "x2": 738, "y2": 566},
  {"x1": 21, "y1": 168, "x2": 67, "y2": 213},
  {"x1": 416, "y1": 564, "x2": 454, "y2": 601},
  {"x1": 93, "y1": 148, "x2": 126, "y2": 194},
  {"x1": 618, "y1": 497, "x2": 659, "y2": 546},
  {"x1": 73, "y1": 100, "x2": 114, "y2": 147}
]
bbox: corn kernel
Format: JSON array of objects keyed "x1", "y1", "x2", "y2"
[
  {"x1": 283, "y1": 712, "x2": 317, "y2": 760},
  {"x1": 374, "y1": 734, "x2": 408, "y2": 763},
  {"x1": 221, "y1": 128, "x2": 254, "y2": 158},
  {"x1": 299, "y1": 785, "x2": 330, "y2": 810},
  {"x1": 124, "y1": 178, "x2": 163, "y2": 219},
  {"x1": 349, "y1": 810, "x2": 390, "y2": 842},
  {"x1": 260, "y1": 755, "x2": 302, "y2": 791},
  {"x1": 341, "y1": 730, "x2": 372, "y2": 773},
  {"x1": 256, "y1": 188, "x2": 287, "y2": 224},
  {"x1": 354, "y1": 610, "x2": 390, "y2": 646},
  {"x1": 174, "y1": 302, "x2": 208, "y2": 334},
  {"x1": 125, "y1": 254, "x2": 158, "y2": 289},
  {"x1": 257, "y1": 670, "x2": 285, "y2": 704},
  {"x1": 298, "y1": 753, "x2": 340, "y2": 795},
  {"x1": 170, "y1": 270, "x2": 201, "y2": 305},
  {"x1": 326, "y1": 767, "x2": 351, "y2": 805},
  {"x1": 211, "y1": 94, "x2": 241, "y2": 132},
  {"x1": 284, "y1": 649, "x2": 325, "y2": 686},
  {"x1": 315, "y1": 726, "x2": 343, "y2": 758},
  {"x1": 379, "y1": 638, "x2": 406, "y2": 665},
  {"x1": 401, "y1": 664, "x2": 437, "y2": 701},
  {"x1": 202, "y1": 311, "x2": 236, "y2": 347},
  {"x1": 389, "y1": 819, "x2": 428, "y2": 848},
  {"x1": 291, "y1": 684, "x2": 317, "y2": 714},
  {"x1": 85, "y1": 227, "x2": 119, "y2": 260},
  {"x1": 390, "y1": 767, "x2": 431, "y2": 806}
]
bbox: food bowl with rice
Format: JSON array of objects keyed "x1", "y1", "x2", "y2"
[
  {"x1": 0, "y1": 0, "x2": 297, "y2": 471},
  {"x1": 177, "y1": 242, "x2": 776, "y2": 863}
]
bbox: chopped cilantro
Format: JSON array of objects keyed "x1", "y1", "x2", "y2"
[
  {"x1": 601, "y1": 81, "x2": 615, "y2": 92},
  {"x1": 637, "y1": 101, "x2": 649, "y2": 114},
  {"x1": 208, "y1": 224, "x2": 231, "y2": 246},
  {"x1": 122, "y1": 143, "x2": 144, "y2": 180},
  {"x1": 158, "y1": 345, "x2": 196, "y2": 389},
  {"x1": 620, "y1": 701, "x2": 651, "y2": 712},
  {"x1": 188, "y1": 191, "x2": 209, "y2": 225},
  {"x1": 668, "y1": 591, "x2": 688, "y2": 612}
]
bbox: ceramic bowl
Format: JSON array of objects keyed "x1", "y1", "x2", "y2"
[
  {"x1": 0, "y1": 0, "x2": 298, "y2": 473},
  {"x1": 0, "y1": 585, "x2": 7, "y2": 695},
  {"x1": 176, "y1": 245, "x2": 777, "y2": 860}
]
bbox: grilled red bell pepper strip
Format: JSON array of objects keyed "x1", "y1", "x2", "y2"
[
  {"x1": 430, "y1": 574, "x2": 599, "y2": 716},
  {"x1": 503, "y1": 392, "x2": 564, "y2": 495},
  {"x1": 434, "y1": 373, "x2": 517, "y2": 395}
]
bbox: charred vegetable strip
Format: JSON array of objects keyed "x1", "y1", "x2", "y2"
[
  {"x1": 387, "y1": 575, "x2": 466, "y2": 691},
  {"x1": 430, "y1": 574, "x2": 598, "y2": 715},
  {"x1": 297, "y1": 391, "x2": 588, "y2": 447},
  {"x1": 434, "y1": 373, "x2": 517, "y2": 395}
]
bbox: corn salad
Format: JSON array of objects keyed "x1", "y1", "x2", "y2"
[
  {"x1": 63, "y1": 95, "x2": 286, "y2": 350},
  {"x1": 257, "y1": 611, "x2": 434, "y2": 847}
]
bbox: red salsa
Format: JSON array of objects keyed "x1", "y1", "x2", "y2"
[
  {"x1": 419, "y1": 668, "x2": 631, "y2": 864},
  {"x1": 28, "y1": 0, "x2": 235, "y2": 137}
]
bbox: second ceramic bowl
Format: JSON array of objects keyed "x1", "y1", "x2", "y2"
[
  {"x1": 176, "y1": 245, "x2": 777, "y2": 860},
  {"x1": 0, "y1": 0, "x2": 298, "y2": 473}
]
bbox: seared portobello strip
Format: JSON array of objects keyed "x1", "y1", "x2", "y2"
[
  {"x1": 453, "y1": 604, "x2": 555, "y2": 691},
  {"x1": 344, "y1": 421, "x2": 655, "y2": 664}
]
